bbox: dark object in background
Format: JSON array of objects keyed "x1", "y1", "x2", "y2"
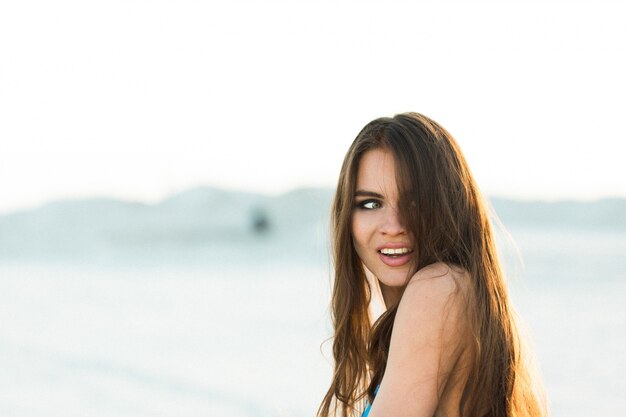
[{"x1": 250, "y1": 207, "x2": 270, "y2": 234}]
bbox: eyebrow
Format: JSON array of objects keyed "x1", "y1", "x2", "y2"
[{"x1": 354, "y1": 190, "x2": 384, "y2": 199}]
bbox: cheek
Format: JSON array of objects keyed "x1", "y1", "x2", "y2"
[{"x1": 351, "y1": 213, "x2": 373, "y2": 252}]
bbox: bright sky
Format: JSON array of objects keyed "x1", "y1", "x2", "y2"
[{"x1": 1, "y1": 0, "x2": 625, "y2": 214}]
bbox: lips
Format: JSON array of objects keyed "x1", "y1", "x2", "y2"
[{"x1": 376, "y1": 244, "x2": 414, "y2": 267}]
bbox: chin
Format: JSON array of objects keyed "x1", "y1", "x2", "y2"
[{"x1": 371, "y1": 268, "x2": 412, "y2": 288}]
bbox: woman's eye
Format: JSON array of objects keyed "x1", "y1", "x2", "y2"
[{"x1": 358, "y1": 200, "x2": 382, "y2": 210}]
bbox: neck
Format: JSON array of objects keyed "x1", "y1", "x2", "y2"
[{"x1": 379, "y1": 281, "x2": 403, "y2": 308}]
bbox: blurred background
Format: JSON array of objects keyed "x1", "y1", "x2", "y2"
[{"x1": 0, "y1": 1, "x2": 624, "y2": 416}]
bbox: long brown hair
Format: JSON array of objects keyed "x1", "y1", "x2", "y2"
[{"x1": 318, "y1": 113, "x2": 546, "y2": 417}]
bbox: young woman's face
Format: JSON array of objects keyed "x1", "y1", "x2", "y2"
[{"x1": 352, "y1": 148, "x2": 414, "y2": 288}]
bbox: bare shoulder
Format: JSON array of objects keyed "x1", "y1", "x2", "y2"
[
  {"x1": 368, "y1": 263, "x2": 471, "y2": 416},
  {"x1": 393, "y1": 261, "x2": 472, "y2": 349},
  {"x1": 393, "y1": 262, "x2": 472, "y2": 351},
  {"x1": 401, "y1": 262, "x2": 471, "y2": 310}
]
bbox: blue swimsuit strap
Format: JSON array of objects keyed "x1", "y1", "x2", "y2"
[{"x1": 361, "y1": 386, "x2": 380, "y2": 417}]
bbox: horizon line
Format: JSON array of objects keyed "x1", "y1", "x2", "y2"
[{"x1": 1, "y1": 184, "x2": 625, "y2": 216}]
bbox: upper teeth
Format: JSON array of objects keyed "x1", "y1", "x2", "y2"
[{"x1": 380, "y1": 248, "x2": 411, "y2": 255}]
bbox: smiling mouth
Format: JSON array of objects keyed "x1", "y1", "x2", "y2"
[{"x1": 378, "y1": 248, "x2": 414, "y2": 258}]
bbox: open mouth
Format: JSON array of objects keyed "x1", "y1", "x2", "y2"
[{"x1": 377, "y1": 248, "x2": 414, "y2": 258}]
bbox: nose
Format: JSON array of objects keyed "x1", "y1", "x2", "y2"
[{"x1": 379, "y1": 206, "x2": 406, "y2": 236}]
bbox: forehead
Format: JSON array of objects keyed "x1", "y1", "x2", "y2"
[{"x1": 355, "y1": 149, "x2": 398, "y2": 196}]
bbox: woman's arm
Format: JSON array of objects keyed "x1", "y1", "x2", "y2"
[{"x1": 367, "y1": 263, "x2": 468, "y2": 417}]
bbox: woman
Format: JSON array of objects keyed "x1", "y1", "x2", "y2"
[{"x1": 317, "y1": 113, "x2": 546, "y2": 417}]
